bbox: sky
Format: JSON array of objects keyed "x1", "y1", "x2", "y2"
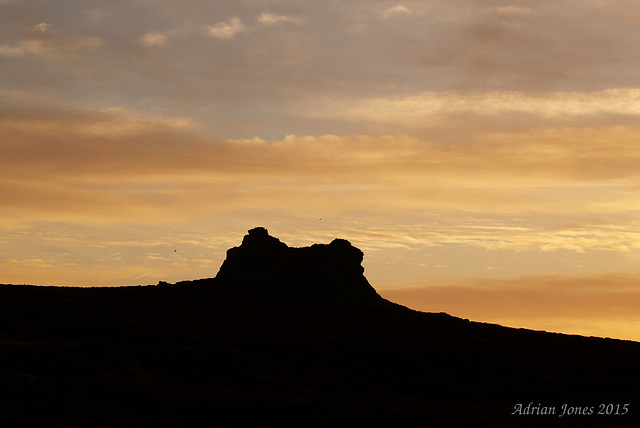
[{"x1": 1, "y1": 0, "x2": 639, "y2": 340}]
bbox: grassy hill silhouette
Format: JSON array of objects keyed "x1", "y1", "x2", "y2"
[{"x1": 1, "y1": 228, "x2": 638, "y2": 426}]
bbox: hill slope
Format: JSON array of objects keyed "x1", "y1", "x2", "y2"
[{"x1": 1, "y1": 229, "x2": 638, "y2": 426}]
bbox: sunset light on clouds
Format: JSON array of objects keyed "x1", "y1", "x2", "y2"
[{"x1": 1, "y1": 1, "x2": 638, "y2": 340}]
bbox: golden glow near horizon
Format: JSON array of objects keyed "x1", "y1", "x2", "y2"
[{"x1": 1, "y1": 1, "x2": 639, "y2": 340}]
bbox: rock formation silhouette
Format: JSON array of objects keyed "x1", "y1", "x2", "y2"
[{"x1": 213, "y1": 227, "x2": 384, "y2": 304}]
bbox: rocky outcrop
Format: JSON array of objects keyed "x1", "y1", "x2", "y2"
[{"x1": 214, "y1": 227, "x2": 384, "y2": 305}]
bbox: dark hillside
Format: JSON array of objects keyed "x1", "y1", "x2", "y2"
[{"x1": 1, "y1": 228, "x2": 638, "y2": 426}]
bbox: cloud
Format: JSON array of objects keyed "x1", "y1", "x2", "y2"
[
  {"x1": 382, "y1": 4, "x2": 412, "y2": 17},
  {"x1": 318, "y1": 221, "x2": 640, "y2": 255},
  {"x1": 581, "y1": 0, "x2": 640, "y2": 23},
  {"x1": 1, "y1": 258, "x2": 54, "y2": 269},
  {"x1": 83, "y1": 7, "x2": 112, "y2": 23},
  {"x1": 0, "y1": 33, "x2": 103, "y2": 61},
  {"x1": 302, "y1": 89, "x2": 640, "y2": 128},
  {"x1": 0, "y1": 45, "x2": 24, "y2": 57},
  {"x1": 490, "y1": 6, "x2": 533, "y2": 17},
  {"x1": 140, "y1": 31, "x2": 168, "y2": 47},
  {"x1": 1, "y1": 106, "x2": 637, "y2": 256},
  {"x1": 2, "y1": 107, "x2": 637, "y2": 185},
  {"x1": 257, "y1": 12, "x2": 305, "y2": 26},
  {"x1": 145, "y1": 253, "x2": 171, "y2": 261},
  {"x1": 34, "y1": 23, "x2": 53, "y2": 32},
  {"x1": 208, "y1": 17, "x2": 245, "y2": 40}
]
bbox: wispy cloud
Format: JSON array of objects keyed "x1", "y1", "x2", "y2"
[
  {"x1": 5, "y1": 107, "x2": 636, "y2": 185},
  {"x1": 208, "y1": 17, "x2": 245, "y2": 39},
  {"x1": 0, "y1": 45, "x2": 24, "y2": 57},
  {"x1": 1, "y1": 107, "x2": 637, "y2": 264},
  {"x1": 303, "y1": 89, "x2": 640, "y2": 128},
  {"x1": 34, "y1": 23, "x2": 53, "y2": 32},
  {"x1": 140, "y1": 31, "x2": 168, "y2": 47},
  {"x1": 0, "y1": 32, "x2": 103, "y2": 61},
  {"x1": 145, "y1": 253, "x2": 171, "y2": 261},
  {"x1": 257, "y1": 12, "x2": 305, "y2": 26},
  {"x1": 1, "y1": 258, "x2": 54, "y2": 269},
  {"x1": 490, "y1": 6, "x2": 533, "y2": 17},
  {"x1": 83, "y1": 7, "x2": 111, "y2": 23},
  {"x1": 382, "y1": 4, "x2": 412, "y2": 18}
]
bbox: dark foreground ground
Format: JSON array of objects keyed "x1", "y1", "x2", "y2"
[{"x1": 1, "y1": 283, "x2": 638, "y2": 427}]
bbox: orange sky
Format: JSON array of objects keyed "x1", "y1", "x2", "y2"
[{"x1": 1, "y1": 0, "x2": 638, "y2": 340}]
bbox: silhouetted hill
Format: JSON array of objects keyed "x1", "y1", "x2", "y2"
[{"x1": 0, "y1": 228, "x2": 638, "y2": 426}]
